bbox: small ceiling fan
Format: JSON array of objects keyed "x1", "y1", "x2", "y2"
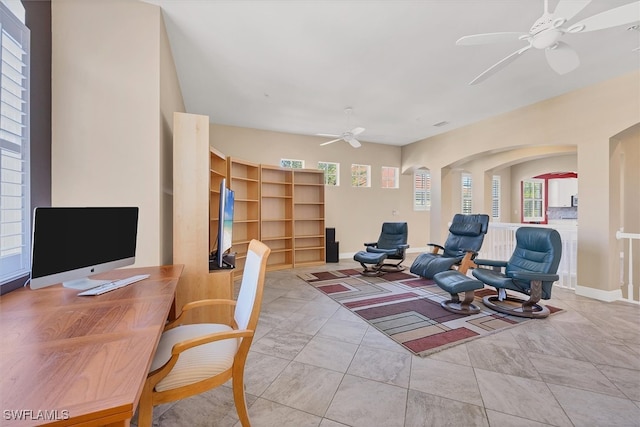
[
  {"x1": 317, "y1": 108, "x2": 364, "y2": 148},
  {"x1": 457, "y1": 0, "x2": 640, "y2": 85}
]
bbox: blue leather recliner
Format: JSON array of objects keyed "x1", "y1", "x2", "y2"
[
  {"x1": 355, "y1": 222, "x2": 409, "y2": 274},
  {"x1": 472, "y1": 226, "x2": 562, "y2": 318},
  {"x1": 410, "y1": 214, "x2": 489, "y2": 279}
]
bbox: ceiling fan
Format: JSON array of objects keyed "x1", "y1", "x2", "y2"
[
  {"x1": 457, "y1": 0, "x2": 640, "y2": 85},
  {"x1": 317, "y1": 108, "x2": 364, "y2": 148}
]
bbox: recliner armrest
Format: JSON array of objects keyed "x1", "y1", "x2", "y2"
[
  {"x1": 427, "y1": 243, "x2": 444, "y2": 251},
  {"x1": 474, "y1": 259, "x2": 507, "y2": 268},
  {"x1": 364, "y1": 242, "x2": 378, "y2": 247},
  {"x1": 398, "y1": 244, "x2": 409, "y2": 249},
  {"x1": 510, "y1": 271, "x2": 560, "y2": 282}
]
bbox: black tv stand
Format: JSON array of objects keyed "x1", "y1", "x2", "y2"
[{"x1": 209, "y1": 251, "x2": 236, "y2": 270}]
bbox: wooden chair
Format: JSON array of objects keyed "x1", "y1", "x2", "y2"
[{"x1": 137, "y1": 239, "x2": 271, "y2": 427}]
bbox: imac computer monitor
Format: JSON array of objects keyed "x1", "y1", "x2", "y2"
[
  {"x1": 215, "y1": 179, "x2": 235, "y2": 269},
  {"x1": 30, "y1": 207, "x2": 139, "y2": 290}
]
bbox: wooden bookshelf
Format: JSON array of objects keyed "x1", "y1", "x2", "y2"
[
  {"x1": 260, "y1": 165, "x2": 294, "y2": 271},
  {"x1": 293, "y1": 169, "x2": 326, "y2": 267},
  {"x1": 227, "y1": 157, "x2": 260, "y2": 277}
]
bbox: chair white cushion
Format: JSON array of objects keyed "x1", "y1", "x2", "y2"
[{"x1": 151, "y1": 323, "x2": 238, "y2": 392}]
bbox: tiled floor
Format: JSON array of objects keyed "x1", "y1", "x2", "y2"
[{"x1": 136, "y1": 255, "x2": 640, "y2": 427}]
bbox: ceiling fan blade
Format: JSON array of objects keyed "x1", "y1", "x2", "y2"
[
  {"x1": 350, "y1": 127, "x2": 365, "y2": 136},
  {"x1": 348, "y1": 138, "x2": 361, "y2": 148},
  {"x1": 552, "y1": 0, "x2": 591, "y2": 22},
  {"x1": 316, "y1": 133, "x2": 340, "y2": 137},
  {"x1": 469, "y1": 45, "x2": 532, "y2": 85},
  {"x1": 456, "y1": 32, "x2": 528, "y2": 46},
  {"x1": 545, "y1": 41, "x2": 580, "y2": 74},
  {"x1": 571, "y1": 1, "x2": 640, "y2": 32},
  {"x1": 320, "y1": 138, "x2": 342, "y2": 146}
]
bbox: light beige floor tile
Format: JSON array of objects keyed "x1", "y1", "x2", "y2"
[
  {"x1": 316, "y1": 317, "x2": 368, "y2": 344},
  {"x1": 261, "y1": 361, "x2": 344, "y2": 416},
  {"x1": 294, "y1": 335, "x2": 358, "y2": 373},
  {"x1": 509, "y1": 322, "x2": 587, "y2": 361},
  {"x1": 153, "y1": 387, "x2": 247, "y2": 427},
  {"x1": 427, "y1": 342, "x2": 472, "y2": 366},
  {"x1": 528, "y1": 352, "x2": 625, "y2": 397},
  {"x1": 324, "y1": 374, "x2": 407, "y2": 427},
  {"x1": 597, "y1": 364, "x2": 640, "y2": 401},
  {"x1": 236, "y1": 398, "x2": 321, "y2": 427},
  {"x1": 466, "y1": 340, "x2": 541, "y2": 380},
  {"x1": 475, "y1": 368, "x2": 573, "y2": 427},
  {"x1": 251, "y1": 329, "x2": 313, "y2": 360},
  {"x1": 346, "y1": 345, "x2": 411, "y2": 387},
  {"x1": 276, "y1": 312, "x2": 330, "y2": 335},
  {"x1": 405, "y1": 390, "x2": 488, "y2": 427},
  {"x1": 549, "y1": 383, "x2": 640, "y2": 426},
  {"x1": 243, "y1": 351, "x2": 291, "y2": 396},
  {"x1": 319, "y1": 419, "x2": 350, "y2": 427},
  {"x1": 409, "y1": 357, "x2": 483, "y2": 406},
  {"x1": 485, "y1": 409, "x2": 556, "y2": 426}
]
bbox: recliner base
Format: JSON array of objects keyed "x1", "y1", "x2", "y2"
[
  {"x1": 440, "y1": 295, "x2": 481, "y2": 315},
  {"x1": 482, "y1": 295, "x2": 550, "y2": 319}
]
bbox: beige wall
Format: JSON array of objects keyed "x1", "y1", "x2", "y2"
[
  {"x1": 51, "y1": 0, "x2": 183, "y2": 267},
  {"x1": 610, "y1": 125, "x2": 640, "y2": 300},
  {"x1": 402, "y1": 71, "x2": 640, "y2": 299},
  {"x1": 210, "y1": 124, "x2": 430, "y2": 254}
]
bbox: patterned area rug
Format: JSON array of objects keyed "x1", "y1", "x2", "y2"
[{"x1": 299, "y1": 269, "x2": 562, "y2": 357}]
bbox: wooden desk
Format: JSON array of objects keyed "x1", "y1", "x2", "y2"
[{"x1": 0, "y1": 265, "x2": 183, "y2": 426}]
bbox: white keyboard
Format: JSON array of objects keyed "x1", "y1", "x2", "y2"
[{"x1": 77, "y1": 274, "x2": 150, "y2": 296}]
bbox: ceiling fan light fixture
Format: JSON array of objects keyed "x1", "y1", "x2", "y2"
[
  {"x1": 567, "y1": 24, "x2": 585, "y2": 33},
  {"x1": 552, "y1": 18, "x2": 567, "y2": 28}
]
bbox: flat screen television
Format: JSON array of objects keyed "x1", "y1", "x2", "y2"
[
  {"x1": 30, "y1": 207, "x2": 139, "y2": 290},
  {"x1": 212, "y1": 179, "x2": 235, "y2": 269}
]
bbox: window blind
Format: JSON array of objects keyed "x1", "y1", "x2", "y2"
[{"x1": 0, "y1": 2, "x2": 30, "y2": 284}]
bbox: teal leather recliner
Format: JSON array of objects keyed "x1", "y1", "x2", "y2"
[
  {"x1": 472, "y1": 226, "x2": 562, "y2": 319},
  {"x1": 410, "y1": 214, "x2": 489, "y2": 279}
]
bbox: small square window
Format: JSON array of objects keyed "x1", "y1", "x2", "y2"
[
  {"x1": 351, "y1": 164, "x2": 371, "y2": 187},
  {"x1": 381, "y1": 166, "x2": 399, "y2": 189},
  {"x1": 318, "y1": 161, "x2": 339, "y2": 186},
  {"x1": 280, "y1": 159, "x2": 304, "y2": 169}
]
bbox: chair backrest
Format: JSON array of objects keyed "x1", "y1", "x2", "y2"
[
  {"x1": 234, "y1": 240, "x2": 271, "y2": 333},
  {"x1": 442, "y1": 214, "x2": 490, "y2": 258},
  {"x1": 376, "y1": 222, "x2": 408, "y2": 250},
  {"x1": 506, "y1": 227, "x2": 562, "y2": 298}
]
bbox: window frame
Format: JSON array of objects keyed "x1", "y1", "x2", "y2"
[
  {"x1": 522, "y1": 178, "x2": 545, "y2": 222},
  {"x1": 461, "y1": 172, "x2": 472, "y2": 214},
  {"x1": 0, "y1": 1, "x2": 30, "y2": 289},
  {"x1": 492, "y1": 175, "x2": 501, "y2": 221},
  {"x1": 317, "y1": 161, "x2": 339, "y2": 186},
  {"x1": 381, "y1": 166, "x2": 399, "y2": 189},
  {"x1": 413, "y1": 169, "x2": 430, "y2": 211},
  {"x1": 280, "y1": 158, "x2": 304, "y2": 169},
  {"x1": 351, "y1": 164, "x2": 371, "y2": 188}
]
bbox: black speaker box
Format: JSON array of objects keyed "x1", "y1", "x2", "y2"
[
  {"x1": 326, "y1": 241, "x2": 339, "y2": 263},
  {"x1": 326, "y1": 227, "x2": 336, "y2": 243}
]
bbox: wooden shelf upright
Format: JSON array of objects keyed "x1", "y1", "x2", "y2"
[
  {"x1": 293, "y1": 169, "x2": 326, "y2": 267},
  {"x1": 227, "y1": 157, "x2": 260, "y2": 277},
  {"x1": 260, "y1": 165, "x2": 294, "y2": 271}
]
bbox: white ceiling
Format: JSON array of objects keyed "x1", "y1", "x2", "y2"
[{"x1": 144, "y1": 0, "x2": 640, "y2": 146}]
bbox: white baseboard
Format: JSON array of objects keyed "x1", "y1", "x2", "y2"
[{"x1": 575, "y1": 285, "x2": 623, "y2": 302}]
